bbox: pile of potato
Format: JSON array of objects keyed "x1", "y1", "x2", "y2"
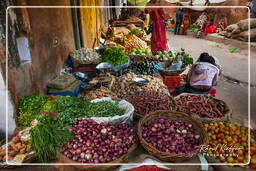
[{"x1": 0, "y1": 135, "x2": 31, "y2": 162}]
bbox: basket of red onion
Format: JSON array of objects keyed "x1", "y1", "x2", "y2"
[
  {"x1": 58, "y1": 118, "x2": 138, "y2": 170},
  {"x1": 125, "y1": 90, "x2": 176, "y2": 119},
  {"x1": 175, "y1": 93, "x2": 230, "y2": 122},
  {"x1": 137, "y1": 110, "x2": 208, "y2": 162}
]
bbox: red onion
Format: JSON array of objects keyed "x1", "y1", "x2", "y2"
[
  {"x1": 61, "y1": 119, "x2": 135, "y2": 163},
  {"x1": 142, "y1": 118, "x2": 200, "y2": 154}
]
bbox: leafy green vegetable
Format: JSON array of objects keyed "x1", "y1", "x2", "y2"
[
  {"x1": 174, "y1": 48, "x2": 193, "y2": 67},
  {"x1": 30, "y1": 116, "x2": 73, "y2": 162},
  {"x1": 128, "y1": 28, "x2": 143, "y2": 35},
  {"x1": 56, "y1": 97, "x2": 125, "y2": 129},
  {"x1": 18, "y1": 94, "x2": 48, "y2": 127},
  {"x1": 227, "y1": 48, "x2": 240, "y2": 53},
  {"x1": 41, "y1": 100, "x2": 57, "y2": 113},
  {"x1": 100, "y1": 46, "x2": 130, "y2": 66},
  {"x1": 188, "y1": 25, "x2": 198, "y2": 32}
]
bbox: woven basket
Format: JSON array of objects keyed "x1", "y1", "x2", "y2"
[
  {"x1": 174, "y1": 93, "x2": 231, "y2": 122},
  {"x1": 137, "y1": 110, "x2": 208, "y2": 162},
  {"x1": 56, "y1": 137, "x2": 138, "y2": 171},
  {"x1": 159, "y1": 67, "x2": 186, "y2": 76},
  {"x1": 127, "y1": 94, "x2": 177, "y2": 119}
]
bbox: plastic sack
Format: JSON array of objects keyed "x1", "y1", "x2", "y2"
[
  {"x1": 90, "y1": 97, "x2": 134, "y2": 125},
  {"x1": 168, "y1": 56, "x2": 183, "y2": 70}
]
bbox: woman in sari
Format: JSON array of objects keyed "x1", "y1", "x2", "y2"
[
  {"x1": 204, "y1": 19, "x2": 218, "y2": 35},
  {"x1": 182, "y1": 12, "x2": 191, "y2": 35},
  {"x1": 150, "y1": 8, "x2": 167, "y2": 54}
]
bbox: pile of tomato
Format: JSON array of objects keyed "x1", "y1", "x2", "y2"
[{"x1": 204, "y1": 122, "x2": 256, "y2": 169}]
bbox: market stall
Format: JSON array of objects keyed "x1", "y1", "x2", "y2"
[{"x1": 1, "y1": 14, "x2": 255, "y2": 171}]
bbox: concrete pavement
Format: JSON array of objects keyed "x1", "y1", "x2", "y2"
[
  {"x1": 167, "y1": 32, "x2": 256, "y2": 129},
  {"x1": 167, "y1": 32, "x2": 256, "y2": 85}
]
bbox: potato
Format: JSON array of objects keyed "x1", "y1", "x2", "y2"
[
  {"x1": 9, "y1": 150, "x2": 18, "y2": 157},
  {"x1": 15, "y1": 142, "x2": 22, "y2": 150},
  {"x1": 11, "y1": 136, "x2": 20, "y2": 144},
  {"x1": 19, "y1": 147, "x2": 26, "y2": 154},
  {"x1": 26, "y1": 144, "x2": 31, "y2": 153}
]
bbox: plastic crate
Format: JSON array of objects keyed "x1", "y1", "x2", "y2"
[{"x1": 162, "y1": 75, "x2": 181, "y2": 92}]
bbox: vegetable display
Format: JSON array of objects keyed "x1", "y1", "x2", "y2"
[
  {"x1": 110, "y1": 73, "x2": 169, "y2": 98},
  {"x1": 100, "y1": 46, "x2": 130, "y2": 66},
  {"x1": 142, "y1": 118, "x2": 200, "y2": 154},
  {"x1": 174, "y1": 48, "x2": 193, "y2": 67},
  {"x1": 155, "y1": 51, "x2": 174, "y2": 62},
  {"x1": 18, "y1": 94, "x2": 48, "y2": 127},
  {"x1": 125, "y1": 58, "x2": 159, "y2": 75},
  {"x1": 71, "y1": 48, "x2": 100, "y2": 64},
  {"x1": 124, "y1": 35, "x2": 148, "y2": 53},
  {"x1": 176, "y1": 94, "x2": 228, "y2": 118},
  {"x1": 0, "y1": 135, "x2": 32, "y2": 162},
  {"x1": 125, "y1": 90, "x2": 176, "y2": 117},
  {"x1": 30, "y1": 116, "x2": 73, "y2": 162},
  {"x1": 129, "y1": 48, "x2": 151, "y2": 55},
  {"x1": 128, "y1": 28, "x2": 143, "y2": 35},
  {"x1": 61, "y1": 119, "x2": 136, "y2": 163},
  {"x1": 56, "y1": 97, "x2": 125, "y2": 129},
  {"x1": 204, "y1": 122, "x2": 256, "y2": 169}
]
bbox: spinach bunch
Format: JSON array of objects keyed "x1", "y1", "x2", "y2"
[
  {"x1": 100, "y1": 46, "x2": 130, "y2": 66},
  {"x1": 18, "y1": 94, "x2": 48, "y2": 127}
]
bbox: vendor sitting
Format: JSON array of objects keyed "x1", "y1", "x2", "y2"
[{"x1": 176, "y1": 53, "x2": 220, "y2": 95}]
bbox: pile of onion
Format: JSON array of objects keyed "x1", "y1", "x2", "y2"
[
  {"x1": 61, "y1": 119, "x2": 135, "y2": 163},
  {"x1": 142, "y1": 118, "x2": 200, "y2": 154}
]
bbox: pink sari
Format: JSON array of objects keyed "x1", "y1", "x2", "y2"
[{"x1": 150, "y1": 9, "x2": 167, "y2": 54}]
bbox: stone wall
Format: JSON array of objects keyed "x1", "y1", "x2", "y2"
[
  {"x1": 0, "y1": 0, "x2": 75, "y2": 134},
  {"x1": 7, "y1": 0, "x2": 75, "y2": 108}
]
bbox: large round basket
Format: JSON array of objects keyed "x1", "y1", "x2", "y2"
[
  {"x1": 137, "y1": 110, "x2": 208, "y2": 162},
  {"x1": 174, "y1": 93, "x2": 231, "y2": 122},
  {"x1": 56, "y1": 138, "x2": 138, "y2": 171},
  {"x1": 127, "y1": 94, "x2": 177, "y2": 119},
  {"x1": 159, "y1": 67, "x2": 186, "y2": 76}
]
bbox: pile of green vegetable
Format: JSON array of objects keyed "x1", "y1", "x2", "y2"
[
  {"x1": 30, "y1": 115, "x2": 73, "y2": 162},
  {"x1": 129, "y1": 48, "x2": 151, "y2": 55},
  {"x1": 56, "y1": 97, "x2": 125, "y2": 129},
  {"x1": 155, "y1": 50, "x2": 175, "y2": 62},
  {"x1": 175, "y1": 48, "x2": 193, "y2": 67},
  {"x1": 18, "y1": 95, "x2": 125, "y2": 129},
  {"x1": 100, "y1": 46, "x2": 130, "y2": 66},
  {"x1": 17, "y1": 95, "x2": 126, "y2": 162},
  {"x1": 188, "y1": 25, "x2": 198, "y2": 32},
  {"x1": 18, "y1": 94, "x2": 49, "y2": 127},
  {"x1": 128, "y1": 28, "x2": 143, "y2": 35}
]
